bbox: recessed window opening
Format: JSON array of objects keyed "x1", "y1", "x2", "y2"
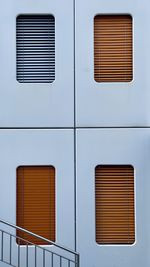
[
  {"x1": 94, "y1": 15, "x2": 133, "y2": 82},
  {"x1": 95, "y1": 165, "x2": 135, "y2": 245},
  {"x1": 16, "y1": 15, "x2": 55, "y2": 83},
  {"x1": 16, "y1": 166, "x2": 55, "y2": 245}
]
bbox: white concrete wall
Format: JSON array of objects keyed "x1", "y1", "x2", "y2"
[
  {"x1": 0, "y1": 0, "x2": 150, "y2": 266},
  {"x1": 76, "y1": 128, "x2": 150, "y2": 267},
  {"x1": 0, "y1": 130, "x2": 75, "y2": 267},
  {"x1": 0, "y1": 0, "x2": 74, "y2": 127},
  {"x1": 76, "y1": 0, "x2": 150, "y2": 127}
]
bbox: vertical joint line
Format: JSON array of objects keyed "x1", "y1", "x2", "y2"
[{"x1": 73, "y1": 0, "x2": 77, "y2": 252}]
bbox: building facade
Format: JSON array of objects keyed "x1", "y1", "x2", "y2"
[{"x1": 0, "y1": 0, "x2": 150, "y2": 266}]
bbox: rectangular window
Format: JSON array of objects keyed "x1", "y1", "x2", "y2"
[
  {"x1": 16, "y1": 15, "x2": 55, "y2": 83},
  {"x1": 95, "y1": 165, "x2": 135, "y2": 245},
  {"x1": 94, "y1": 15, "x2": 133, "y2": 82},
  {"x1": 17, "y1": 166, "x2": 55, "y2": 245}
]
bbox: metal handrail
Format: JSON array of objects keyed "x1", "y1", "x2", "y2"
[
  {"x1": 0, "y1": 218, "x2": 80, "y2": 267},
  {"x1": 0, "y1": 219, "x2": 78, "y2": 255}
]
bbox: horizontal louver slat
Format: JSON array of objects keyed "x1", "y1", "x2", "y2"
[
  {"x1": 16, "y1": 15, "x2": 55, "y2": 83},
  {"x1": 17, "y1": 166, "x2": 55, "y2": 245},
  {"x1": 94, "y1": 15, "x2": 132, "y2": 82},
  {"x1": 95, "y1": 165, "x2": 135, "y2": 245}
]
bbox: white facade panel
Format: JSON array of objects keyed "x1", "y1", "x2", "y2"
[
  {"x1": 76, "y1": 0, "x2": 150, "y2": 127},
  {"x1": 0, "y1": 0, "x2": 74, "y2": 127},
  {"x1": 76, "y1": 129, "x2": 150, "y2": 267},
  {"x1": 0, "y1": 129, "x2": 75, "y2": 267}
]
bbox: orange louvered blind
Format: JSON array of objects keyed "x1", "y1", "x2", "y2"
[
  {"x1": 17, "y1": 166, "x2": 55, "y2": 245},
  {"x1": 94, "y1": 15, "x2": 133, "y2": 82},
  {"x1": 95, "y1": 165, "x2": 135, "y2": 245}
]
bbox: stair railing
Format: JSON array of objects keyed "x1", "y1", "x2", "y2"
[{"x1": 0, "y1": 219, "x2": 79, "y2": 267}]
